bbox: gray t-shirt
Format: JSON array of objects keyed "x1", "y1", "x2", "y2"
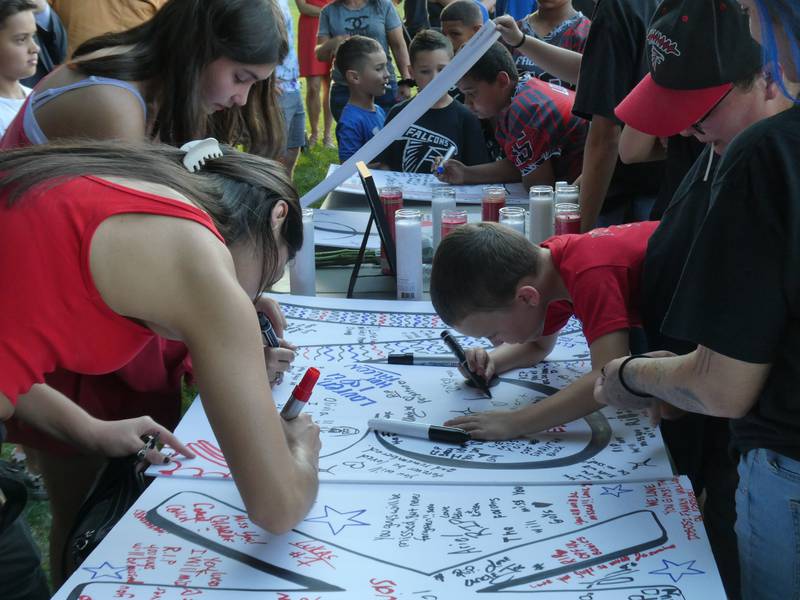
[{"x1": 318, "y1": 0, "x2": 402, "y2": 85}]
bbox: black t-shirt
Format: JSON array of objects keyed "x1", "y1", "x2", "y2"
[
  {"x1": 378, "y1": 98, "x2": 489, "y2": 172},
  {"x1": 404, "y1": 0, "x2": 429, "y2": 38},
  {"x1": 649, "y1": 136, "x2": 706, "y2": 220},
  {"x1": 573, "y1": 0, "x2": 596, "y2": 18},
  {"x1": 572, "y1": 0, "x2": 663, "y2": 209},
  {"x1": 663, "y1": 106, "x2": 800, "y2": 460},
  {"x1": 643, "y1": 145, "x2": 717, "y2": 355}
]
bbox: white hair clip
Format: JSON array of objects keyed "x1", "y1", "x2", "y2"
[{"x1": 180, "y1": 137, "x2": 223, "y2": 172}]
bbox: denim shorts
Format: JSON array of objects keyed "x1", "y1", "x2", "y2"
[{"x1": 279, "y1": 89, "x2": 306, "y2": 150}]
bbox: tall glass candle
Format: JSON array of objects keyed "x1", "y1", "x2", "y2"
[
  {"x1": 431, "y1": 186, "x2": 456, "y2": 252},
  {"x1": 499, "y1": 206, "x2": 526, "y2": 235},
  {"x1": 528, "y1": 185, "x2": 554, "y2": 244},
  {"x1": 441, "y1": 208, "x2": 467, "y2": 238},
  {"x1": 394, "y1": 209, "x2": 423, "y2": 300},
  {"x1": 555, "y1": 202, "x2": 581, "y2": 235},
  {"x1": 289, "y1": 208, "x2": 316, "y2": 296},
  {"x1": 379, "y1": 186, "x2": 403, "y2": 274},
  {"x1": 481, "y1": 186, "x2": 506, "y2": 222}
]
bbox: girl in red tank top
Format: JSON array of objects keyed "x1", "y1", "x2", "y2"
[
  {"x1": 0, "y1": 140, "x2": 322, "y2": 560},
  {"x1": 0, "y1": 0, "x2": 298, "y2": 585}
]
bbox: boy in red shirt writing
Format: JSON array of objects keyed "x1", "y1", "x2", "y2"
[{"x1": 430, "y1": 220, "x2": 658, "y2": 439}]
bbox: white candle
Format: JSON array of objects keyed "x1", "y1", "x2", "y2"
[
  {"x1": 290, "y1": 208, "x2": 316, "y2": 296},
  {"x1": 528, "y1": 186, "x2": 554, "y2": 244},
  {"x1": 394, "y1": 209, "x2": 423, "y2": 300},
  {"x1": 499, "y1": 206, "x2": 526, "y2": 235},
  {"x1": 431, "y1": 186, "x2": 456, "y2": 253},
  {"x1": 555, "y1": 183, "x2": 580, "y2": 207}
]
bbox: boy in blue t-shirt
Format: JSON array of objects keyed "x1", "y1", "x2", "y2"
[{"x1": 334, "y1": 36, "x2": 389, "y2": 163}]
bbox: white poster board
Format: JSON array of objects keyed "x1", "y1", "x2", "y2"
[
  {"x1": 328, "y1": 165, "x2": 528, "y2": 205},
  {"x1": 148, "y1": 361, "x2": 671, "y2": 485},
  {"x1": 53, "y1": 476, "x2": 725, "y2": 599},
  {"x1": 274, "y1": 294, "x2": 590, "y2": 364},
  {"x1": 313, "y1": 209, "x2": 380, "y2": 249}
]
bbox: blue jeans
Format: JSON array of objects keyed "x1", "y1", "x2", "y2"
[
  {"x1": 736, "y1": 448, "x2": 800, "y2": 599},
  {"x1": 278, "y1": 88, "x2": 306, "y2": 150},
  {"x1": 330, "y1": 81, "x2": 399, "y2": 122}
]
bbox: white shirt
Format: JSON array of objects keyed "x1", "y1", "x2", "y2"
[{"x1": 0, "y1": 84, "x2": 32, "y2": 137}]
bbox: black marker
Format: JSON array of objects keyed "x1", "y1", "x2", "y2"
[
  {"x1": 368, "y1": 418, "x2": 470, "y2": 445},
  {"x1": 387, "y1": 352, "x2": 459, "y2": 367},
  {"x1": 440, "y1": 330, "x2": 492, "y2": 398},
  {"x1": 258, "y1": 311, "x2": 280, "y2": 348}
]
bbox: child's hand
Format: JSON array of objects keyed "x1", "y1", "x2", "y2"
[
  {"x1": 494, "y1": 15, "x2": 525, "y2": 48},
  {"x1": 444, "y1": 410, "x2": 522, "y2": 440},
  {"x1": 434, "y1": 158, "x2": 467, "y2": 184},
  {"x1": 265, "y1": 339, "x2": 296, "y2": 386},
  {"x1": 396, "y1": 83, "x2": 412, "y2": 101},
  {"x1": 463, "y1": 347, "x2": 496, "y2": 381}
]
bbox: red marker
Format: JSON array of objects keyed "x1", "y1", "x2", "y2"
[{"x1": 280, "y1": 367, "x2": 320, "y2": 420}]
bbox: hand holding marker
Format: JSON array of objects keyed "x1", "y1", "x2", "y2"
[
  {"x1": 280, "y1": 367, "x2": 321, "y2": 420},
  {"x1": 441, "y1": 330, "x2": 493, "y2": 398},
  {"x1": 258, "y1": 311, "x2": 280, "y2": 348},
  {"x1": 436, "y1": 145, "x2": 457, "y2": 175}
]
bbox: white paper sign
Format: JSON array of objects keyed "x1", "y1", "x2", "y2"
[
  {"x1": 314, "y1": 209, "x2": 380, "y2": 249},
  {"x1": 53, "y1": 476, "x2": 725, "y2": 599},
  {"x1": 148, "y1": 362, "x2": 671, "y2": 485},
  {"x1": 328, "y1": 165, "x2": 528, "y2": 205},
  {"x1": 274, "y1": 294, "x2": 590, "y2": 364}
]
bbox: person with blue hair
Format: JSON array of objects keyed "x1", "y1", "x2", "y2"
[{"x1": 595, "y1": 1, "x2": 800, "y2": 597}]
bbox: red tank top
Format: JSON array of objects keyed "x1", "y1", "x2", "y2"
[{"x1": 0, "y1": 175, "x2": 224, "y2": 403}]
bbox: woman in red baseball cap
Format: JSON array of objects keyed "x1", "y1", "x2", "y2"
[{"x1": 596, "y1": 1, "x2": 800, "y2": 598}]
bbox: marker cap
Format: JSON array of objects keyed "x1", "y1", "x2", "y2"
[{"x1": 293, "y1": 367, "x2": 320, "y2": 402}]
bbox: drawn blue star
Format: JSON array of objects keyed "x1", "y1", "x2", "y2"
[
  {"x1": 82, "y1": 561, "x2": 127, "y2": 580},
  {"x1": 304, "y1": 505, "x2": 369, "y2": 535},
  {"x1": 649, "y1": 559, "x2": 705, "y2": 582},
  {"x1": 600, "y1": 484, "x2": 633, "y2": 498}
]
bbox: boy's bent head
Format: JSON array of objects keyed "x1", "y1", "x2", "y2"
[
  {"x1": 458, "y1": 42, "x2": 518, "y2": 118},
  {"x1": 409, "y1": 30, "x2": 452, "y2": 90},
  {"x1": 0, "y1": 0, "x2": 37, "y2": 82},
  {"x1": 431, "y1": 223, "x2": 543, "y2": 339},
  {"x1": 335, "y1": 35, "x2": 389, "y2": 97},
  {"x1": 410, "y1": 29, "x2": 453, "y2": 65},
  {"x1": 441, "y1": 1, "x2": 483, "y2": 52}
]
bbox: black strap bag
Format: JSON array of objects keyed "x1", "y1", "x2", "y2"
[{"x1": 62, "y1": 434, "x2": 157, "y2": 574}]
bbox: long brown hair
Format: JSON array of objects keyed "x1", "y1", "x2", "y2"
[
  {"x1": 0, "y1": 140, "x2": 302, "y2": 292},
  {"x1": 72, "y1": 0, "x2": 289, "y2": 157}
]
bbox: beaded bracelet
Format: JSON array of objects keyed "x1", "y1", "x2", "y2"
[{"x1": 618, "y1": 355, "x2": 654, "y2": 398}]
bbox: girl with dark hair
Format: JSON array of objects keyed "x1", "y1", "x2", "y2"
[
  {"x1": 315, "y1": 0, "x2": 412, "y2": 120},
  {"x1": 0, "y1": 0, "x2": 38, "y2": 135},
  {"x1": 0, "y1": 140, "x2": 321, "y2": 582},
  {"x1": 0, "y1": 0, "x2": 295, "y2": 585}
]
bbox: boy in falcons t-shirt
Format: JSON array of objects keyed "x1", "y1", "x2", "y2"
[
  {"x1": 437, "y1": 41, "x2": 586, "y2": 190},
  {"x1": 376, "y1": 30, "x2": 487, "y2": 173}
]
